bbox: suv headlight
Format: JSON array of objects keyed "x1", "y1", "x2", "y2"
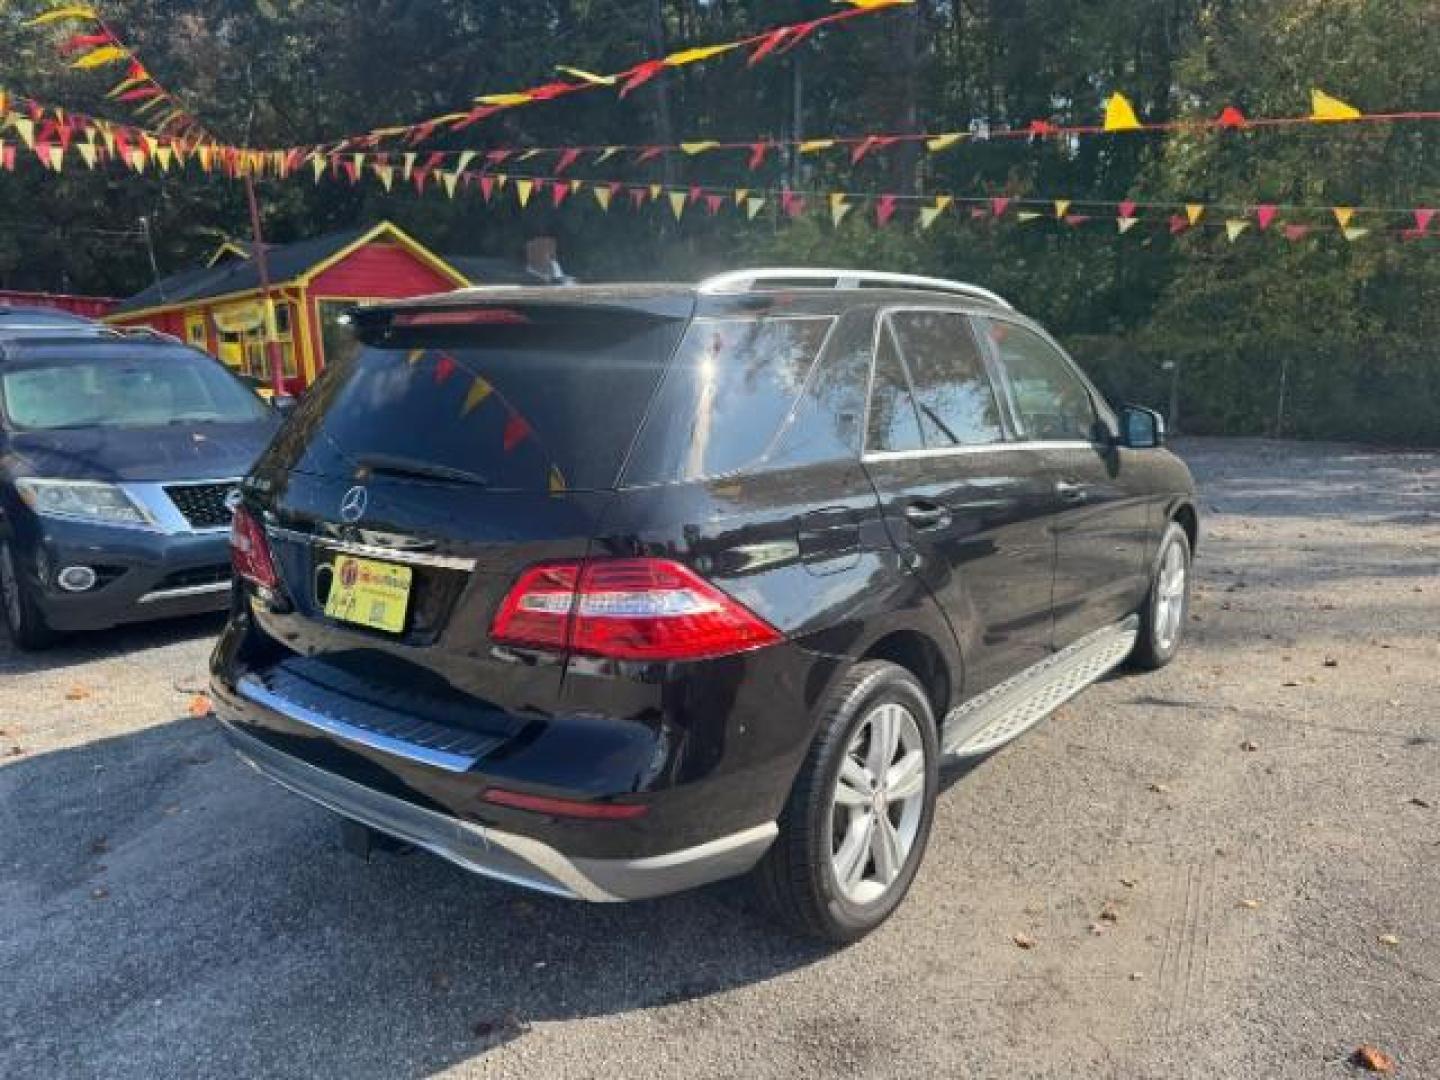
[{"x1": 14, "y1": 479, "x2": 154, "y2": 527}]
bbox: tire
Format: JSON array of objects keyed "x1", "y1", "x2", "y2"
[
  {"x1": 1131, "y1": 522, "x2": 1192, "y2": 671},
  {"x1": 754, "y1": 660, "x2": 939, "y2": 944},
  {"x1": 0, "y1": 540, "x2": 59, "y2": 651}
]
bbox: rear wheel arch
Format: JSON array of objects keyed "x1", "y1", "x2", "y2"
[
  {"x1": 1171, "y1": 501, "x2": 1199, "y2": 555},
  {"x1": 859, "y1": 628, "x2": 953, "y2": 723}
]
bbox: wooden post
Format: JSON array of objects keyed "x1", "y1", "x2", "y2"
[{"x1": 244, "y1": 173, "x2": 289, "y2": 399}]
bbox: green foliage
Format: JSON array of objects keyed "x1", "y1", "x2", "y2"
[{"x1": 0, "y1": 0, "x2": 1435, "y2": 442}]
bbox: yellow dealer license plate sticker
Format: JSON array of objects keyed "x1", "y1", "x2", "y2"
[{"x1": 324, "y1": 555, "x2": 412, "y2": 634}]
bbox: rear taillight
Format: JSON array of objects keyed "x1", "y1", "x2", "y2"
[
  {"x1": 229, "y1": 505, "x2": 279, "y2": 591},
  {"x1": 491, "y1": 558, "x2": 781, "y2": 662}
]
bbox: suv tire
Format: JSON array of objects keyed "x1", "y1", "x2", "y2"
[
  {"x1": 0, "y1": 540, "x2": 59, "y2": 651},
  {"x1": 754, "y1": 660, "x2": 939, "y2": 944},
  {"x1": 1131, "y1": 522, "x2": 1191, "y2": 671}
]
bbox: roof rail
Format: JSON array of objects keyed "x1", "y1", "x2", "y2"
[{"x1": 696, "y1": 268, "x2": 1013, "y2": 309}]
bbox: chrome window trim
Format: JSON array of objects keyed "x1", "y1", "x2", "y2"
[
  {"x1": 266, "y1": 526, "x2": 478, "y2": 571},
  {"x1": 861, "y1": 440, "x2": 1093, "y2": 464}
]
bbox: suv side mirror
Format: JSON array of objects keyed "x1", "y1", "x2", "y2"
[{"x1": 1118, "y1": 405, "x2": 1166, "y2": 449}]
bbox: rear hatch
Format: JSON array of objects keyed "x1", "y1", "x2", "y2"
[{"x1": 239, "y1": 292, "x2": 694, "y2": 736}]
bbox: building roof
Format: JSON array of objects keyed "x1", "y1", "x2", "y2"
[
  {"x1": 443, "y1": 255, "x2": 536, "y2": 286},
  {"x1": 113, "y1": 226, "x2": 373, "y2": 315}
]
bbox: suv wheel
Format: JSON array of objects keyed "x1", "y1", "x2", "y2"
[
  {"x1": 1131, "y1": 522, "x2": 1192, "y2": 670},
  {"x1": 0, "y1": 541, "x2": 58, "y2": 651},
  {"x1": 754, "y1": 660, "x2": 939, "y2": 944}
]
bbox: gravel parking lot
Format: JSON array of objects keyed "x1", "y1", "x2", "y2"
[{"x1": 2, "y1": 437, "x2": 1437, "y2": 1079}]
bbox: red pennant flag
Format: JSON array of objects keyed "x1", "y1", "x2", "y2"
[
  {"x1": 620, "y1": 60, "x2": 666, "y2": 97},
  {"x1": 551, "y1": 180, "x2": 570, "y2": 208},
  {"x1": 1168, "y1": 214, "x2": 1189, "y2": 235},
  {"x1": 1282, "y1": 225, "x2": 1310, "y2": 242},
  {"x1": 849, "y1": 136, "x2": 898, "y2": 164},
  {"x1": 527, "y1": 81, "x2": 573, "y2": 102},
  {"x1": 1415, "y1": 209, "x2": 1436, "y2": 233},
  {"x1": 409, "y1": 121, "x2": 439, "y2": 145},
  {"x1": 555, "y1": 148, "x2": 581, "y2": 174},
  {"x1": 1255, "y1": 205, "x2": 1278, "y2": 231},
  {"x1": 503, "y1": 412, "x2": 532, "y2": 452},
  {"x1": 876, "y1": 195, "x2": 898, "y2": 226},
  {"x1": 1216, "y1": 106, "x2": 1248, "y2": 129},
  {"x1": 747, "y1": 143, "x2": 769, "y2": 171},
  {"x1": 60, "y1": 32, "x2": 112, "y2": 55},
  {"x1": 433, "y1": 354, "x2": 457, "y2": 385},
  {"x1": 117, "y1": 86, "x2": 163, "y2": 103},
  {"x1": 991, "y1": 197, "x2": 1011, "y2": 218},
  {"x1": 1028, "y1": 119, "x2": 1059, "y2": 137},
  {"x1": 687, "y1": 185, "x2": 703, "y2": 207},
  {"x1": 628, "y1": 186, "x2": 647, "y2": 209},
  {"x1": 1118, "y1": 201, "x2": 1137, "y2": 220},
  {"x1": 776, "y1": 20, "x2": 820, "y2": 54},
  {"x1": 781, "y1": 191, "x2": 806, "y2": 219},
  {"x1": 1064, "y1": 214, "x2": 1091, "y2": 227},
  {"x1": 705, "y1": 194, "x2": 725, "y2": 217},
  {"x1": 341, "y1": 158, "x2": 359, "y2": 184},
  {"x1": 486, "y1": 150, "x2": 513, "y2": 165},
  {"x1": 0, "y1": 144, "x2": 14, "y2": 172},
  {"x1": 635, "y1": 145, "x2": 665, "y2": 164},
  {"x1": 479, "y1": 175, "x2": 495, "y2": 202},
  {"x1": 748, "y1": 27, "x2": 794, "y2": 66}
]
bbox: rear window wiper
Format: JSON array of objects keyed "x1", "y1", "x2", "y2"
[{"x1": 353, "y1": 452, "x2": 490, "y2": 487}]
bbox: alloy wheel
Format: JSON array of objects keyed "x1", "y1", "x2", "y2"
[
  {"x1": 828, "y1": 702, "x2": 928, "y2": 905},
  {"x1": 1154, "y1": 542, "x2": 1187, "y2": 652}
]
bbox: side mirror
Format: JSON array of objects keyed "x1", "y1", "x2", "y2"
[
  {"x1": 272, "y1": 395, "x2": 299, "y2": 417},
  {"x1": 1118, "y1": 405, "x2": 1166, "y2": 449}
]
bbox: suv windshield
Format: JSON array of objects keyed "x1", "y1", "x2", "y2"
[
  {"x1": 286, "y1": 314, "x2": 689, "y2": 492},
  {"x1": 0, "y1": 349, "x2": 270, "y2": 431}
]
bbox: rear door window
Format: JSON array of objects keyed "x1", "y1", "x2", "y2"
[
  {"x1": 622, "y1": 316, "x2": 836, "y2": 485},
  {"x1": 286, "y1": 315, "x2": 687, "y2": 492},
  {"x1": 887, "y1": 311, "x2": 1006, "y2": 448}
]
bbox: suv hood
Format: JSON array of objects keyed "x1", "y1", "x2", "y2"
[{"x1": 5, "y1": 420, "x2": 276, "y2": 483}]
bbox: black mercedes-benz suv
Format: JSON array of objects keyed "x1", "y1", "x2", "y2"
[{"x1": 213, "y1": 269, "x2": 1197, "y2": 942}]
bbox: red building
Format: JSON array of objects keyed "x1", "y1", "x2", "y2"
[
  {"x1": 0, "y1": 290, "x2": 118, "y2": 319},
  {"x1": 107, "y1": 221, "x2": 471, "y2": 394}
]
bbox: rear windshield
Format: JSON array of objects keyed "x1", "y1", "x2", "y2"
[
  {"x1": 289, "y1": 316, "x2": 687, "y2": 492},
  {"x1": 0, "y1": 349, "x2": 270, "y2": 431}
]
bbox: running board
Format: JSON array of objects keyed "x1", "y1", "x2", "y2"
[{"x1": 942, "y1": 616, "x2": 1140, "y2": 758}]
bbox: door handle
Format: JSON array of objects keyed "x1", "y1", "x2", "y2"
[
  {"x1": 904, "y1": 501, "x2": 951, "y2": 530},
  {"x1": 1054, "y1": 480, "x2": 1089, "y2": 502}
]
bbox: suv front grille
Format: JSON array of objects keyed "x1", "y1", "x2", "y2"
[{"x1": 164, "y1": 482, "x2": 238, "y2": 530}]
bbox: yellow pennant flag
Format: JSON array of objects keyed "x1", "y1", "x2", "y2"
[
  {"x1": 595, "y1": 146, "x2": 620, "y2": 163},
  {"x1": 556, "y1": 66, "x2": 616, "y2": 86},
  {"x1": 306, "y1": 154, "x2": 324, "y2": 182},
  {"x1": 1332, "y1": 207, "x2": 1355, "y2": 229},
  {"x1": 494, "y1": 174, "x2": 509, "y2": 191},
  {"x1": 402, "y1": 152, "x2": 416, "y2": 180},
  {"x1": 196, "y1": 144, "x2": 212, "y2": 171},
  {"x1": 154, "y1": 146, "x2": 173, "y2": 172},
  {"x1": 1054, "y1": 199, "x2": 1071, "y2": 219},
  {"x1": 127, "y1": 148, "x2": 147, "y2": 172},
  {"x1": 668, "y1": 190, "x2": 687, "y2": 221},
  {"x1": 829, "y1": 193, "x2": 852, "y2": 227},
  {"x1": 72, "y1": 45, "x2": 129, "y2": 70},
  {"x1": 1186, "y1": 204, "x2": 1205, "y2": 226},
  {"x1": 648, "y1": 183, "x2": 662, "y2": 202},
  {"x1": 919, "y1": 196, "x2": 953, "y2": 230},
  {"x1": 745, "y1": 197, "x2": 767, "y2": 220},
  {"x1": 515, "y1": 178, "x2": 534, "y2": 207},
  {"x1": 45, "y1": 144, "x2": 65, "y2": 171},
  {"x1": 442, "y1": 170, "x2": 460, "y2": 198},
  {"x1": 25, "y1": 6, "x2": 99, "y2": 25},
  {"x1": 1342, "y1": 227, "x2": 1369, "y2": 242},
  {"x1": 462, "y1": 377, "x2": 493, "y2": 415},
  {"x1": 569, "y1": 178, "x2": 584, "y2": 194},
  {"x1": 1016, "y1": 211, "x2": 1043, "y2": 223},
  {"x1": 681, "y1": 141, "x2": 720, "y2": 155},
  {"x1": 78, "y1": 141, "x2": 98, "y2": 169},
  {"x1": 593, "y1": 185, "x2": 613, "y2": 211},
  {"x1": 926, "y1": 132, "x2": 964, "y2": 153},
  {"x1": 13, "y1": 117, "x2": 35, "y2": 150},
  {"x1": 406, "y1": 349, "x2": 425, "y2": 365},
  {"x1": 454, "y1": 150, "x2": 476, "y2": 175},
  {"x1": 476, "y1": 92, "x2": 533, "y2": 108},
  {"x1": 665, "y1": 43, "x2": 741, "y2": 67},
  {"x1": 799, "y1": 139, "x2": 836, "y2": 154},
  {"x1": 1311, "y1": 89, "x2": 1361, "y2": 122},
  {"x1": 373, "y1": 163, "x2": 394, "y2": 191},
  {"x1": 1118, "y1": 217, "x2": 1139, "y2": 234},
  {"x1": 734, "y1": 188, "x2": 750, "y2": 206},
  {"x1": 1103, "y1": 92, "x2": 1142, "y2": 132},
  {"x1": 1225, "y1": 219, "x2": 1249, "y2": 242},
  {"x1": 548, "y1": 466, "x2": 568, "y2": 494}
]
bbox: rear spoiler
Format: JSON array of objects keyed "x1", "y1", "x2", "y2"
[{"x1": 350, "y1": 289, "x2": 697, "y2": 341}]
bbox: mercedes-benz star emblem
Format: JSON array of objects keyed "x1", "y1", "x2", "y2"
[{"x1": 339, "y1": 485, "x2": 369, "y2": 523}]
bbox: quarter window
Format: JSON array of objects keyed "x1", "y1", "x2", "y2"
[
  {"x1": 865, "y1": 324, "x2": 925, "y2": 454},
  {"x1": 980, "y1": 319, "x2": 1099, "y2": 443},
  {"x1": 887, "y1": 311, "x2": 1004, "y2": 448}
]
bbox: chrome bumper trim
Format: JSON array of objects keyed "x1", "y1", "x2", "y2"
[
  {"x1": 265, "y1": 526, "x2": 478, "y2": 571},
  {"x1": 218, "y1": 718, "x2": 777, "y2": 902},
  {"x1": 236, "y1": 674, "x2": 480, "y2": 773},
  {"x1": 137, "y1": 580, "x2": 232, "y2": 605}
]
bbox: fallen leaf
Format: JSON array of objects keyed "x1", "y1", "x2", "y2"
[
  {"x1": 188, "y1": 694, "x2": 213, "y2": 718},
  {"x1": 1351, "y1": 1045, "x2": 1396, "y2": 1074},
  {"x1": 1323, "y1": 657, "x2": 1338, "y2": 668},
  {"x1": 1088, "y1": 923, "x2": 1106, "y2": 936},
  {"x1": 1410, "y1": 798, "x2": 1432, "y2": 809},
  {"x1": 1012, "y1": 932, "x2": 1036, "y2": 950},
  {"x1": 6, "y1": 746, "x2": 25, "y2": 758},
  {"x1": 1129, "y1": 971, "x2": 1144, "y2": 981},
  {"x1": 1282, "y1": 680, "x2": 1300, "y2": 688},
  {"x1": 1148, "y1": 782, "x2": 1169, "y2": 794},
  {"x1": 1238, "y1": 898, "x2": 1262, "y2": 910},
  {"x1": 1099, "y1": 904, "x2": 1120, "y2": 923},
  {"x1": 1241, "y1": 740, "x2": 1259, "y2": 752},
  {"x1": 65, "y1": 686, "x2": 93, "y2": 701},
  {"x1": 1377, "y1": 934, "x2": 1400, "y2": 947},
  {"x1": 1120, "y1": 878, "x2": 1138, "y2": 889}
]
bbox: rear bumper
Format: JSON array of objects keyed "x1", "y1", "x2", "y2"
[{"x1": 220, "y1": 718, "x2": 777, "y2": 902}]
